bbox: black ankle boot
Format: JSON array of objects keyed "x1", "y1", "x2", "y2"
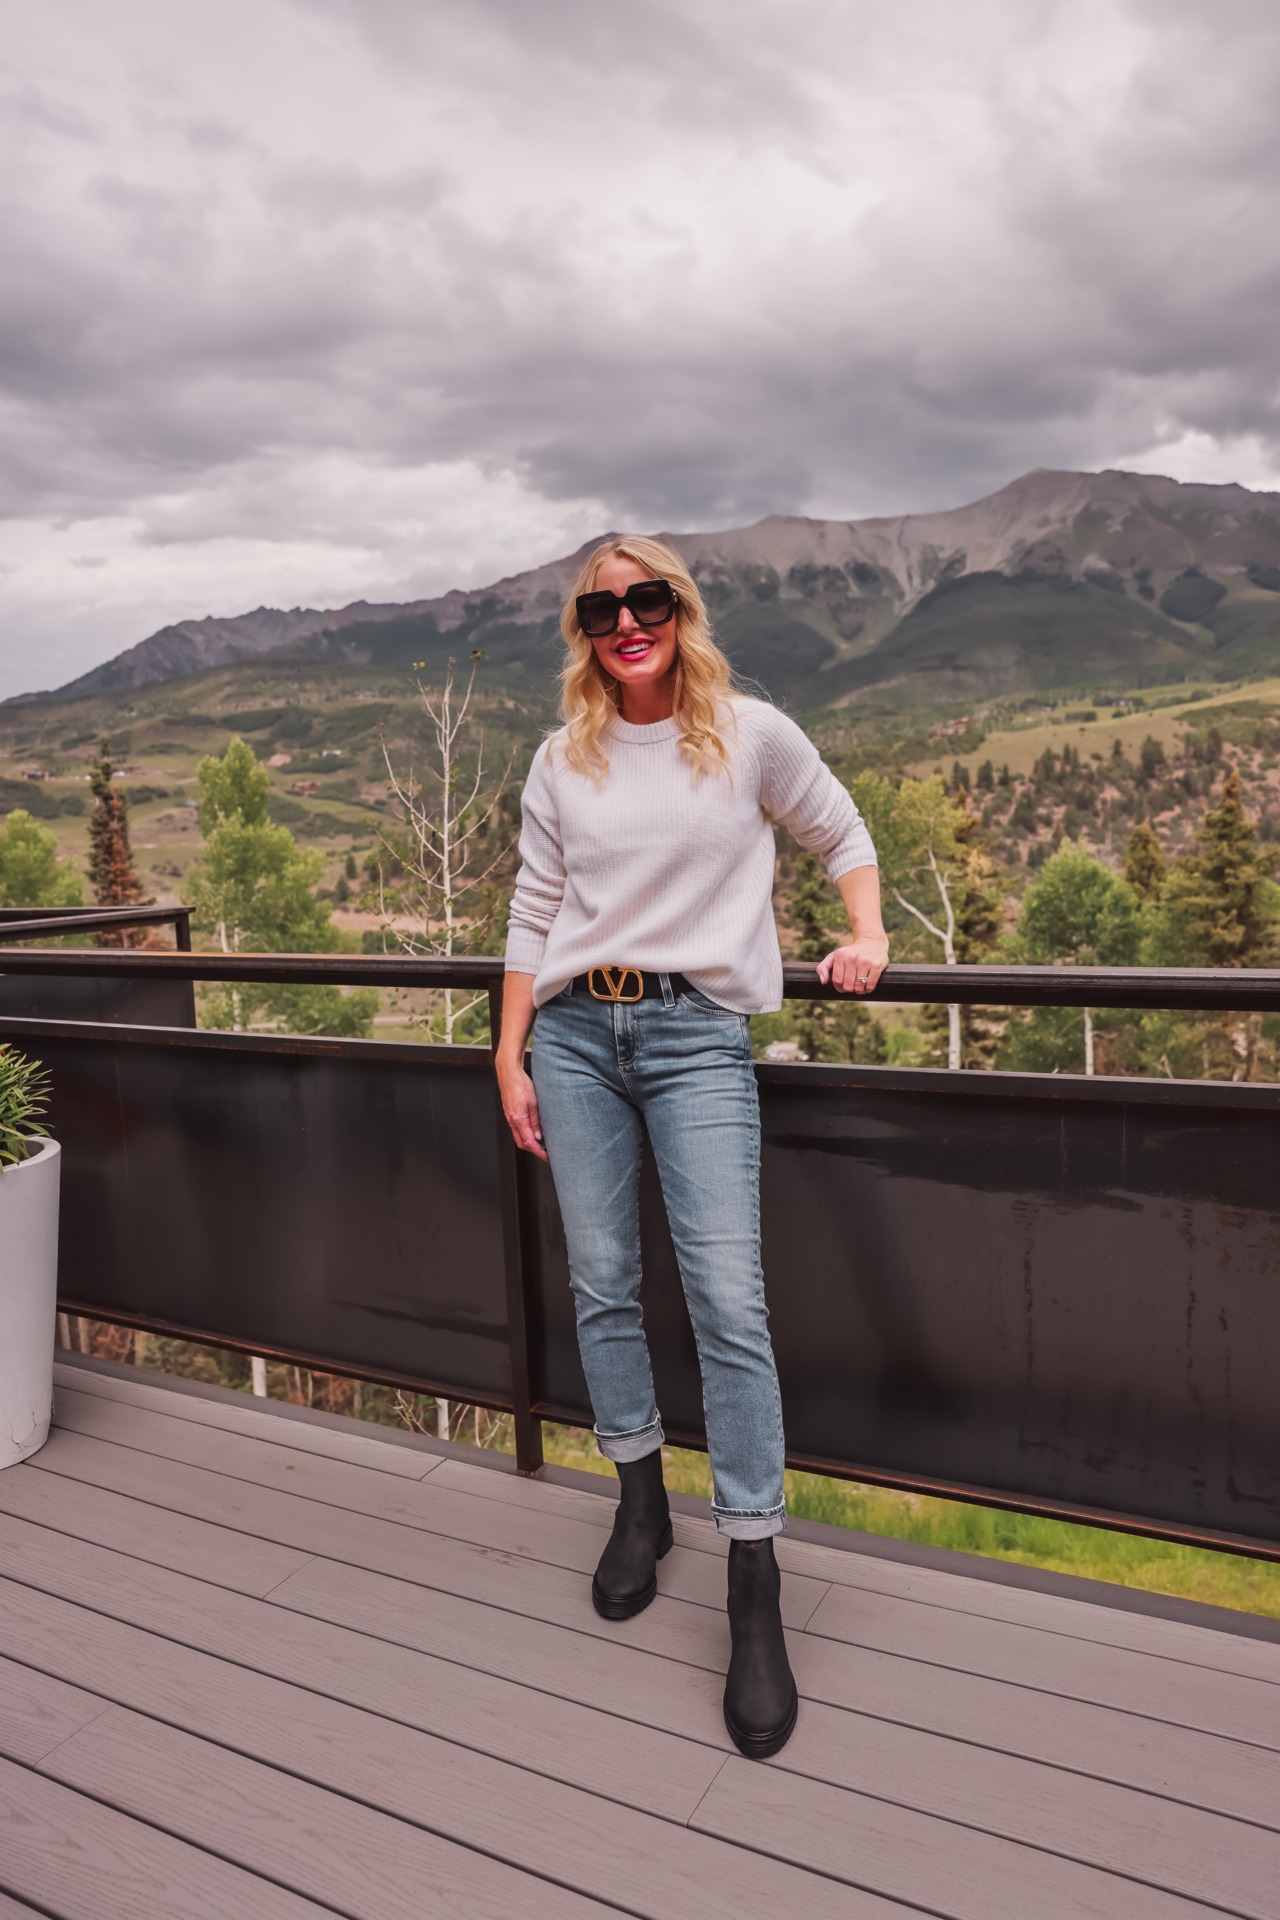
[
  {"x1": 591, "y1": 1450, "x2": 673, "y2": 1620},
  {"x1": 723, "y1": 1538, "x2": 798, "y2": 1758}
]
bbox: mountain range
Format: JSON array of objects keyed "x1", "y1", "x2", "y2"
[{"x1": 39, "y1": 468, "x2": 1280, "y2": 712}]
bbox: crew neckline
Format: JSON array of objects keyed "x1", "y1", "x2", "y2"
[{"x1": 605, "y1": 713, "x2": 683, "y2": 744}]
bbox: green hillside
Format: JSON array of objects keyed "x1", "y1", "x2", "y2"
[
  {"x1": 811, "y1": 569, "x2": 1208, "y2": 704},
  {"x1": 712, "y1": 600, "x2": 838, "y2": 696},
  {"x1": 1191, "y1": 580, "x2": 1280, "y2": 671},
  {"x1": 0, "y1": 655, "x2": 553, "y2": 922}
]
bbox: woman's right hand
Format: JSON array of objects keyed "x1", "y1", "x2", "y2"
[{"x1": 497, "y1": 1055, "x2": 549, "y2": 1161}]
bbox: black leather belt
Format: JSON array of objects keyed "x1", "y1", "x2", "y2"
[{"x1": 574, "y1": 968, "x2": 691, "y2": 1003}]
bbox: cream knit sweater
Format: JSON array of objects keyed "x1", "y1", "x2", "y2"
[{"x1": 504, "y1": 698, "x2": 877, "y2": 1013}]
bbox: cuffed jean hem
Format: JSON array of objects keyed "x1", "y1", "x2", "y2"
[
  {"x1": 713, "y1": 1504, "x2": 788, "y2": 1541},
  {"x1": 595, "y1": 1419, "x2": 665, "y2": 1464}
]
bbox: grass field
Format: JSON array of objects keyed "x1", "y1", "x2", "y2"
[
  {"x1": 910, "y1": 675, "x2": 1280, "y2": 780},
  {"x1": 539, "y1": 1424, "x2": 1280, "y2": 1620}
]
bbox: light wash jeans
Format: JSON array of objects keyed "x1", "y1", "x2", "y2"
[{"x1": 531, "y1": 975, "x2": 786, "y2": 1539}]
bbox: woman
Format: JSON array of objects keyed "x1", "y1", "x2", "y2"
[{"x1": 495, "y1": 535, "x2": 887, "y2": 1758}]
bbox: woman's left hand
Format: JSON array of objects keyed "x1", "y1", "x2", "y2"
[{"x1": 817, "y1": 932, "x2": 889, "y2": 995}]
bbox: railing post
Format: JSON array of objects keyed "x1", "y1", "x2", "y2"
[
  {"x1": 488, "y1": 975, "x2": 544, "y2": 1474},
  {"x1": 173, "y1": 910, "x2": 192, "y2": 952}
]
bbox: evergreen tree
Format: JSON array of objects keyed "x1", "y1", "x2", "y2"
[
  {"x1": 1140, "y1": 772, "x2": 1279, "y2": 1080},
  {"x1": 1159, "y1": 770, "x2": 1277, "y2": 967},
  {"x1": 1138, "y1": 735, "x2": 1167, "y2": 782},
  {"x1": 87, "y1": 738, "x2": 146, "y2": 942},
  {"x1": 791, "y1": 853, "x2": 835, "y2": 965},
  {"x1": 951, "y1": 809, "x2": 1006, "y2": 1067},
  {"x1": 1122, "y1": 823, "x2": 1166, "y2": 904},
  {"x1": 785, "y1": 854, "x2": 885, "y2": 1065}
]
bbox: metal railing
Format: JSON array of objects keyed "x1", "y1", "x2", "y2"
[
  {"x1": 0, "y1": 904, "x2": 192, "y2": 947},
  {"x1": 2, "y1": 940, "x2": 1279, "y2": 1006},
  {"x1": 3, "y1": 923, "x2": 1279, "y2": 1561}
]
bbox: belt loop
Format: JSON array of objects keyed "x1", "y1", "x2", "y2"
[
  {"x1": 659, "y1": 971, "x2": 675, "y2": 1009},
  {"x1": 565, "y1": 975, "x2": 575, "y2": 998}
]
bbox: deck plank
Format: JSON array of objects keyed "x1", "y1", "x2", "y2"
[
  {"x1": 0, "y1": 1458, "x2": 311, "y2": 1597},
  {"x1": 803, "y1": 1581, "x2": 1280, "y2": 1750},
  {"x1": 6, "y1": 1482, "x2": 1277, "y2": 1835},
  {"x1": 0, "y1": 1891, "x2": 51, "y2": 1918},
  {"x1": 0, "y1": 1570, "x2": 724, "y2": 1824},
  {"x1": 272, "y1": 1552, "x2": 1280, "y2": 1828},
  {"x1": 29, "y1": 1696, "x2": 623, "y2": 1920},
  {"x1": 0, "y1": 1508, "x2": 725, "y2": 1754},
  {"x1": 9, "y1": 1368, "x2": 1279, "y2": 1920},
  {"x1": 21, "y1": 1428, "x2": 1280, "y2": 1753},
  {"x1": 432, "y1": 1457, "x2": 1280, "y2": 1681},
  {"x1": 776, "y1": 1531, "x2": 1280, "y2": 1683},
  {"x1": 19, "y1": 1429, "x2": 747, "y2": 1660},
  {"x1": 266, "y1": 1563, "x2": 1280, "y2": 1911},
  {"x1": 756, "y1": 1697, "x2": 1280, "y2": 1914},
  {"x1": 783, "y1": 1624, "x2": 1280, "y2": 1825},
  {"x1": 0, "y1": 1753, "x2": 334, "y2": 1920},
  {"x1": 62, "y1": 1374, "x2": 1280, "y2": 1693},
  {"x1": 39, "y1": 1697, "x2": 912, "y2": 1920},
  {"x1": 0, "y1": 1653, "x2": 110, "y2": 1766},
  {"x1": 49, "y1": 1388, "x2": 829, "y2": 1625},
  {"x1": 6, "y1": 1570, "x2": 1272, "y2": 1917},
  {"x1": 692, "y1": 1760, "x2": 1230, "y2": 1920},
  {"x1": 53, "y1": 1362, "x2": 443, "y2": 1480}
]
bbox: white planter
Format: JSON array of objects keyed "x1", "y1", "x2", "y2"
[{"x1": 0, "y1": 1137, "x2": 61, "y2": 1469}]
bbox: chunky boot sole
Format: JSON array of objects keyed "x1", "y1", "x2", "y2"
[
  {"x1": 591, "y1": 1520, "x2": 674, "y2": 1619},
  {"x1": 723, "y1": 1685, "x2": 799, "y2": 1759}
]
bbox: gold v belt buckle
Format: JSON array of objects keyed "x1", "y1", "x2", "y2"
[{"x1": 587, "y1": 966, "x2": 645, "y2": 1003}]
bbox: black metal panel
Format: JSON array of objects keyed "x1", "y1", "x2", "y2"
[
  {"x1": 531, "y1": 1063, "x2": 1280, "y2": 1550},
  {"x1": 4, "y1": 1018, "x2": 511, "y2": 1404},
  {"x1": 6, "y1": 968, "x2": 1280, "y2": 1553},
  {"x1": 0, "y1": 908, "x2": 195, "y2": 1025},
  {"x1": 0, "y1": 973, "x2": 196, "y2": 1027}
]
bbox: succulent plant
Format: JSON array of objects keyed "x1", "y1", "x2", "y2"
[{"x1": 0, "y1": 1044, "x2": 52, "y2": 1168}]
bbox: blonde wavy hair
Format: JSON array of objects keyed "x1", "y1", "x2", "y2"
[{"x1": 556, "y1": 535, "x2": 735, "y2": 779}]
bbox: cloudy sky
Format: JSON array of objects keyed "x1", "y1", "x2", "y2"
[{"x1": 2, "y1": 0, "x2": 1280, "y2": 697}]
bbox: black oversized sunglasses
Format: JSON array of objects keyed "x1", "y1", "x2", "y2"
[{"x1": 575, "y1": 577, "x2": 678, "y2": 639}]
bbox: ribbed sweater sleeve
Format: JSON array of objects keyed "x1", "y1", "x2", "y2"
[
  {"x1": 504, "y1": 741, "x2": 564, "y2": 974},
  {"x1": 751, "y1": 707, "x2": 878, "y2": 879}
]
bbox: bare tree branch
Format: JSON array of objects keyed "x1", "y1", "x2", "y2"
[{"x1": 376, "y1": 660, "x2": 515, "y2": 1042}]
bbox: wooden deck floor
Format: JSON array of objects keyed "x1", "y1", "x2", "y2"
[{"x1": 1, "y1": 1359, "x2": 1278, "y2": 1920}]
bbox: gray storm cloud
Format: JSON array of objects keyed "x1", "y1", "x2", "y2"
[{"x1": 1, "y1": 0, "x2": 1279, "y2": 694}]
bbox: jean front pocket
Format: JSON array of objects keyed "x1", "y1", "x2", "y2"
[{"x1": 679, "y1": 987, "x2": 742, "y2": 1019}]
